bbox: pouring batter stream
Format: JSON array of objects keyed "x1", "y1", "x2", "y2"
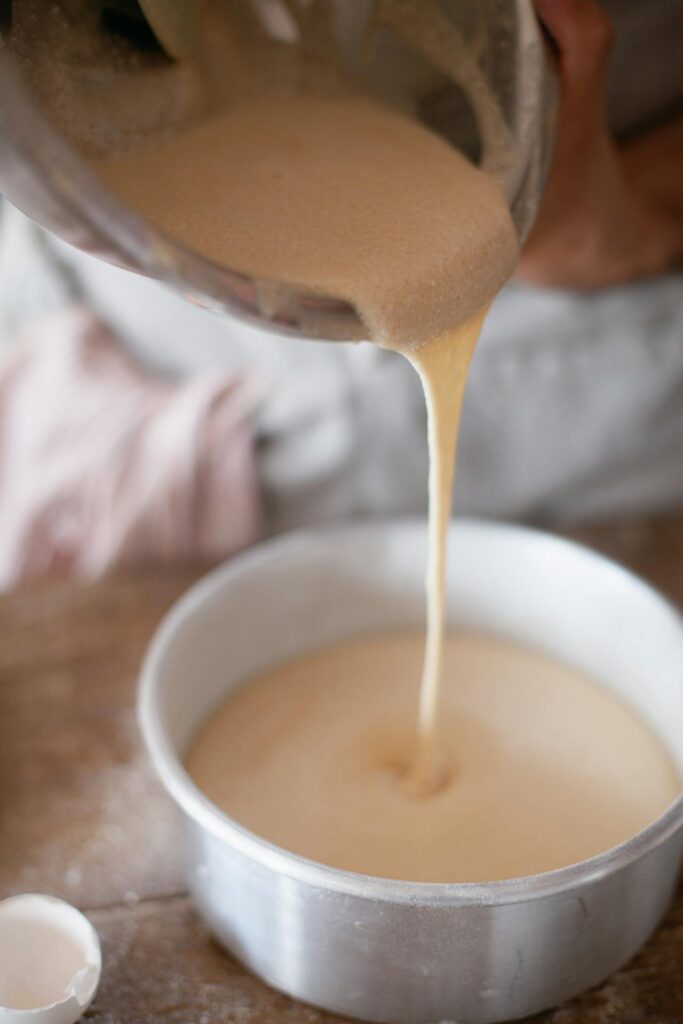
[{"x1": 99, "y1": 95, "x2": 518, "y2": 788}]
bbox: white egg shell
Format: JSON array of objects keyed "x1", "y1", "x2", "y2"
[{"x1": 0, "y1": 895, "x2": 101, "y2": 1024}]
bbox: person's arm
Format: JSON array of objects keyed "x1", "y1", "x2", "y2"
[{"x1": 517, "y1": 0, "x2": 683, "y2": 289}]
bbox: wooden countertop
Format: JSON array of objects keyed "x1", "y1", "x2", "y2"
[{"x1": 1, "y1": 518, "x2": 682, "y2": 1023}]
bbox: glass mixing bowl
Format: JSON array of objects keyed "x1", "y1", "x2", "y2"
[{"x1": 0, "y1": 0, "x2": 556, "y2": 340}]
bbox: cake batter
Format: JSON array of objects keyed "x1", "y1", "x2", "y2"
[
  {"x1": 186, "y1": 630, "x2": 681, "y2": 882},
  {"x1": 99, "y1": 95, "x2": 516, "y2": 786}
]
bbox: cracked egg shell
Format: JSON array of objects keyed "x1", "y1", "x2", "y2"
[{"x1": 0, "y1": 894, "x2": 101, "y2": 1024}]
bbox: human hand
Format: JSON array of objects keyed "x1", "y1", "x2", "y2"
[{"x1": 517, "y1": 0, "x2": 683, "y2": 289}]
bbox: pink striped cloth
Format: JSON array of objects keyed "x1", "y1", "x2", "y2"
[{"x1": 0, "y1": 306, "x2": 264, "y2": 588}]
